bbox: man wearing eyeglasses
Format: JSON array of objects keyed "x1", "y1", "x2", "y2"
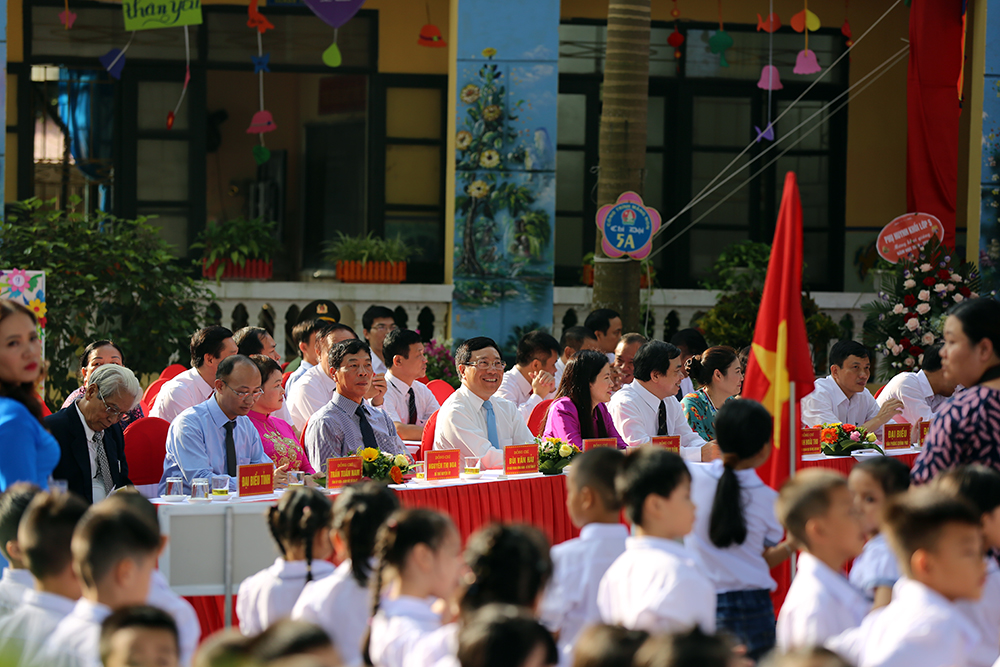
[
  {"x1": 160, "y1": 355, "x2": 289, "y2": 495},
  {"x1": 433, "y1": 337, "x2": 535, "y2": 470},
  {"x1": 362, "y1": 305, "x2": 398, "y2": 376},
  {"x1": 46, "y1": 364, "x2": 141, "y2": 503}
]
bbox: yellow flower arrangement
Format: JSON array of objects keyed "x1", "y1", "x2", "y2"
[{"x1": 361, "y1": 447, "x2": 380, "y2": 462}]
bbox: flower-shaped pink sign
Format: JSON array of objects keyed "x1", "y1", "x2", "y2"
[{"x1": 595, "y1": 192, "x2": 662, "y2": 260}]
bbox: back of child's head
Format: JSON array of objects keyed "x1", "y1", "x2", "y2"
[
  {"x1": 883, "y1": 487, "x2": 982, "y2": 576},
  {"x1": 852, "y1": 457, "x2": 911, "y2": 497},
  {"x1": 100, "y1": 605, "x2": 179, "y2": 667},
  {"x1": 571, "y1": 625, "x2": 648, "y2": 667},
  {"x1": 100, "y1": 489, "x2": 161, "y2": 531},
  {"x1": 461, "y1": 523, "x2": 553, "y2": 616},
  {"x1": 632, "y1": 627, "x2": 733, "y2": 667},
  {"x1": 72, "y1": 504, "x2": 162, "y2": 590},
  {"x1": 248, "y1": 619, "x2": 336, "y2": 665},
  {"x1": 19, "y1": 491, "x2": 88, "y2": 581},
  {"x1": 191, "y1": 628, "x2": 251, "y2": 667},
  {"x1": 362, "y1": 508, "x2": 456, "y2": 666},
  {"x1": 617, "y1": 448, "x2": 691, "y2": 526},
  {"x1": 0, "y1": 482, "x2": 41, "y2": 564},
  {"x1": 570, "y1": 448, "x2": 624, "y2": 513},
  {"x1": 333, "y1": 481, "x2": 400, "y2": 588},
  {"x1": 267, "y1": 486, "x2": 332, "y2": 583},
  {"x1": 710, "y1": 399, "x2": 773, "y2": 548},
  {"x1": 760, "y1": 647, "x2": 852, "y2": 667},
  {"x1": 932, "y1": 464, "x2": 1000, "y2": 515},
  {"x1": 456, "y1": 604, "x2": 557, "y2": 667},
  {"x1": 776, "y1": 469, "x2": 847, "y2": 549}
]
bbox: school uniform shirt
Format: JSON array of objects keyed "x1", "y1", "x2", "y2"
[
  {"x1": 150, "y1": 367, "x2": 215, "y2": 423},
  {"x1": 37, "y1": 598, "x2": 111, "y2": 667},
  {"x1": 848, "y1": 533, "x2": 900, "y2": 603},
  {"x1": 284, "y1": 359, "x2": 314, "y2": 393},
  {"x1": 801, "y1": 376, "x2": 881, "y2": 435},
  {"x1": 608, "y1": 381, "x2": 707, "y2": 462},
  {"x1": 433, "y1": 385, "x2": 535, "y2": 470},
  {"x1": 404, "y1": 624, "x2": 458, "y2": 667},
  {"x1": 876, "y1": 369, "x2": 948, "y2": 427},
  {"x1": 0, "y1": 589, "x2": 76, "y2": 665},
  {"x1": 372, "y1": 353, "x2": 388, "y2": 377},
  {"x1": 148, "y1": 570, "x2": 200, "y2": 667},
  {"x1": 369, "y1": 595, "x2": 442, "y2": 667},
  {"x1": 685, "y1": 461, "x2": 784, "y2": 593},
  {"x1": 495, "y1": 368, "x2": 554, "y2": 422},
  {"x1": 554, "y1": 358, "x2": 566, "y2": 388},
  {"x1": 292, "y1": 559, "x2": 372, "y2": 667},
  {"x1": 0, "y1": 568, "x2": 34, "y2": 617},
  {"x1": 539, "y1": 523, "x2": 629, "y2": 666},
  {"x1": 597, "y1": 535, "x2": 716, "y2": 634},
  {"x1": 776, "y1": 552, "x2": 869, "y2": 650},
  {"x1": 286, "y1": 365, "x2": 338, "y2": 433},
  {"x1": 236, "y1": 557, "x2": 336, "y2": 637},
  {"x1": 826, "y1": 578, "x2": 979, "y2": 667},
  {"x1": 383, "y1": 372, "x2": 440, "y2": 429},
  {"x1": 957, "y1": 557, "x2": 1000, "y2": 667}
]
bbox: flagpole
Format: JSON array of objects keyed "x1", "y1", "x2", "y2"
[{"x1": 789, "y1": 380, "x2": 797, "y2": 579}]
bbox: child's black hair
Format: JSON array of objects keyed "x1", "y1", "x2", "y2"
[
  {"x1": 852, "y1": 457, "x2": 911, "y2": 497},
  {"x1": 572, "y1": 625, "x2": 649, "y2": 667},
  {"x1": 570, "y1": 448, "x2": 624, "y2": 512},
  {"x1": 267, "y1": 486, "x2": 332, "y2": 583},
  {"x1": 617, "y1": 448, "x2": 691, "y2": 527},
  {"x1": 933, "y1": 464, "x2": 1000, "y2": 516},
  {"x1": 0, "y1": 483, "x2": 41, "y2": 564},
  {"x1": 332, "y1": 481, "x2": 400, "y2": 587},
  {"x1": 710, "y1": 399, "x2": 773, "y2": 548},
  {"x1": 457, "y1": 604, "x2": 558, "y2": 667},
  {"x1": 633, "y1": 627, "x2": 733, "y2": 667},
  {"x1": 461, "y1": 523, "x2": 552, "y2": 616}
]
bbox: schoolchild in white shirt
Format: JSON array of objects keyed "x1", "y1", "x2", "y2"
[
  {"x1": 847, "y1": 457, "x2": 910, "y2": 609},
  {"x1": 933, "y1": 465, "x2": 1000, "y2": 667},
  {"x1": 539, "y1": 447, "x2": 628, "y2": 666},
  {"x1": 597, "y1": 448, "x2": 716, "y2": 633},
  {"x1": 826, "y1": 488, "x2": 985, "y2": 667},
  {"x1": 0, "y1": 483, "x2": 41, "y2": 617},
  {"x1": 292, "y1": 482, "x2": 401, "y2": 667},
  {"x1": 686, "y1": 400, "x2": 794, "y2": 660},
  {"x1": 0, "y1": 491, "x2": 87, "y2": 665},
  {"x1": 99, "y1": 606, "x2": 180, "y2": 667},
  {"x1": 237, "y1": 487, "x2": 336, "y2": 637},
  {"x1": 775, "y1": 469, "x2": 868, "y2": 650},
  {"x1": 362, "y1": 508, "x2": 464, "y2": 667}
]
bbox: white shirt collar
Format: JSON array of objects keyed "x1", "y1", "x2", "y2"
[
  {"x1": 625, "y1": 535, "x2": 688, "y2": 557},
  {"x1": 23, "y1": 589, "x2": 77, "y2": 614},
  {"x1": 507, "y1": 368, "x2": 532, "y2": 395},
  {"x1": 71, "y1": 598, "x2": 112, "y2": 624},
  {"x1": 798, "y1": 552, "x2": 864, "y2": 609},
  {"x1": 702, "y1": 459, "x2": 765, "y2": 489},
  {"x1": 268, "y1": 557, "x2": 335, "y2": 580},
  {"x1": 914, "y1": 370, "x2": 935, "y2": 400},
  {"x1": 386, "y1": 372, "x2": 414, "y2": 394},
  {"x1": 628, "y1": 380, "x2": 664, "y2": 412},
  {"x1": 2, "y1": 568, "x2": 34, "y2": 588},
  {"x1": 579, "y1": 523, "x2": 630, "y2": 542},
  {"x1": 457, "y1": 384, "x2": 488, "y2": 410},
  {"x1": 73, "y1": 401, "x2": 97, "y2": 443},
  {"x1": 823, "y1": 376, "x2": 853, "y2": 408},
  {"x1": 381, "y1": 595, "x2": 440, "y2": 621}
]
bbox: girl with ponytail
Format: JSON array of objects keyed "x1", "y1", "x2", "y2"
[
  {"x1": 683, "y1": 399, "x2": 795, "y2": 661},
  {"x1": 362, "y1": 508, "x2": 462, "y2": 667},
  {"x1": 292, "y1": 481, "x2": 401, "y2": 667},
  {"x1": 237, "y1": 486, "x2": 334, "y2": 636}
]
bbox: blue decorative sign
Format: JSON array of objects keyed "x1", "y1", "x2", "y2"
[{"x1": 596, "y1": 192, "x2": 662, "y2": 259}]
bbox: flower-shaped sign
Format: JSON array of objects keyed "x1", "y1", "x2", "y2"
[{"x1": 595, "y1": 192, "x2": 662, "y2": 260}]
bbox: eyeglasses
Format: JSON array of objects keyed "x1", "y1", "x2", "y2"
[
  {"x1": 371, "y1": 323, "x2": 397, "y2": 332},
  {"x1": 224, "y1": 382, "x2": 264, "y2": 401},
  {"x1": 97, "y1": 389, "x2": 125, "y2": 419},
  {"x1": 465, "y1": 360, "x2": 505, "y2": 371}
]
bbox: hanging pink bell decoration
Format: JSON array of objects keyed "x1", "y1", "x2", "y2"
[
  {"x1": 757, "y1": 65, "x2": 783, "y2": 90},
  {"x1": 794, "y1": 49, "x2": 822, "y2": 75}
]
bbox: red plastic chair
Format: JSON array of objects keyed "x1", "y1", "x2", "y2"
[
  {"x1": 35, "y1": 392, "x2": 52, "y2": 418},
  {"x1": 282, "y1": 371, "x2": 292, "y2": 389},
  {"x1": 142, "y1": 378, "x2": 169, "y2": 415},
  {"x1": 427, "y1": 380, "x2": 456, "y2": 405},
  {"x1": 873, "y1": 384, "x2": 885, "y2": 399},
  {"x1": 159, "y1": 364, "x2": 187, "y2": 381},
  {"x1": 417, "y1": 410, "x2": 439, "y2": 462},
  {"x1": 527, "y1": 399, "x2": 553, "y2": 437},
  {"x1": 123, "y1": 417, "x2": 170, "y2": 486},
  {"x1": 416, "y1": 376, "x2": 429, "y2": 385}
]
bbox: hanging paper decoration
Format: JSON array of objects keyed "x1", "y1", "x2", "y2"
[
  {"x1": 322, "y1": 35, "x2": 343, "y2": 67},
  {"x1": 247, "y1": 110, "x2": 277, "y2": 133},
  {"x1": 755, "y1": 0, "x2": 779, "y2": 142},
  {"x1": 123, "y1": 0, "x2": 202, "y2": 31},
  {"x1": 252, "y1": 145, "x2": 271, "y2": 166},
  {"x1": 792, "y1": 0, "x2": 822, "y2": 75},
  {"x1": 247, "y1": 0, "x2": 274, "y2": 34},
  {"x1": 166, "y1": 25, "x2": 192, "y2": 129},
  {"x1": 252, "y1": 53, "x2": 271, "y2": 73},
  {"x1": 794, "y1": 49, "x2": 822, "y2": 74},
  {"x1": 59, "y1": 0, "x2": 76, "y2": 30},
  {"x1": 668, "y1": 0, "x2": 684, "y2": 60},
  {"x1": 710, "y1": 1, "x2": 732, "y2": 67},
  {"x1": 842, "y1": 0, "x2": 853, "y2": 48},
  {"x1": 755, "y1": 125, "x2": 775, "y2": 142},
  {"x1": 99, "y1": 32, "x2": 135, "y2": 80},
  {"x1": 791, "y1": 7, "x2": 821, "y2": 32},
  {"x1": 757, "y1": 65, "x2": 783, "y2": 91},
  {"x1": 301, "y1": 0, "x2": 365, "y2": 66},
  {"x1": 246, "y1": 5, "x2": 275, "y2": 165},
  {"x1": 757, "y1": 13, "x2": 781, "y2": 32},
  {"x1": 418, "y1": 2, "x2": 446, "y2": 48}
]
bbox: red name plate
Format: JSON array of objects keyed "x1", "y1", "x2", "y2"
[
  {"x1": 425, "y1": 449, "x2": 461, "y2": 481},
  {"x1": 583, "y1": 438, "x2": 618, "y2": 451},
  {"x1": 327, "y1": 457, "x2": 363, "y2": 489},
  {"x1": 504, "y1": 444, "x2": 539, "y2": 476},
  {"x1": 650, "y1": 436, "x2": 681, "y2": 453},
  {"x1": 883, "y1": 422, "x2": 912, "y2": 450},
  {"x1": 800, "y1": 427, "x2": 822, "y2": 456},
  {"x1": 238, "y1": 463, "x2": 274, "y2": 497},
  {"x1": 919, "y1": 420, "x2": 930, "y2": 446}
]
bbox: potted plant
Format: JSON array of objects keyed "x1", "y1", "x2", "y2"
[
  {"x1": 535, "y1": 436, "x2": 581, "y2": 475},
  {"x1": 192, "y1": 217, "x2": 277, "y2": 282},
  {"x1": 322, "y1": 232, "x2": 417, "y2": 284},
  {"x1": 700, "y1": 240, "x2": 772, "y2": 292},
  {"x1": 581, "y1": 253, "x2": 655, "y2": 288}
]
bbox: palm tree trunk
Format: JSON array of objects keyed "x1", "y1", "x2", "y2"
[{"x1": 592, "y1": 0, "x2": 650, "y2": 331}]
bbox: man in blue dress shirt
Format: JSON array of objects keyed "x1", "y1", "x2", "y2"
[{"x1": 159, "y1": 355, "x2": 289, "y2": 494}]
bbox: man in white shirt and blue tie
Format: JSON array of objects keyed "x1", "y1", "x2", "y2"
[{"x1": 434, "y1": 337, "x2": 534, "y2": 469}]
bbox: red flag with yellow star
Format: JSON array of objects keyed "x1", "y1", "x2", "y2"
[{"x1": 742, "y1": 172, "x2": 815, "y2": 490}]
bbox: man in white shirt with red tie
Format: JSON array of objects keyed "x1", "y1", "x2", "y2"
[
  {"x1": 381, "y1": 328, "x2": 439, "y2": 441},
  {"x1": 609, "y1": 340, "x2": 719, "y2": 462}
]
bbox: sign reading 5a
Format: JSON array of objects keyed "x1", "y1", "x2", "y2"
[{"x1": 596, "y1": 192, "x2": 662, "y2": 260}]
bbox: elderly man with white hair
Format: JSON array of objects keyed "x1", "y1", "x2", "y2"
[{"x1": 45, "y1": 364, "x2": 142, "y2": 503}]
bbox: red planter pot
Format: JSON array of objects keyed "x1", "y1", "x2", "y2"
[
  {"x1": 202, "y1": 258, "x2": 274, "y2": 281},
  {"x1": 581, "y1": 264, "x2": 650, "y2": 287},
  {"x1": 336, "y1": 260, "x2": 407, "y2": 284}
]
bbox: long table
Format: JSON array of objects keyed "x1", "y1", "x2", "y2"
[{"x1": 799, "y1": 447, "x2": 922, "y2": 474}]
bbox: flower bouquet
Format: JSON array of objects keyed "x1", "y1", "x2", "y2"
[
  {"x1": 536, "y1": 436, "x2": 581, "y2": 475},
  {"x1": 818, "y1": 423, "x2": 883, "y2": 457},
  {"x1": 355, "y1": 447, "x2": 414, "y2": 484}
]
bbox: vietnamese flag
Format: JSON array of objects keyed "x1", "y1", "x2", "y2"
[{"x1": 742, "y1": 172, "x2": 816, "y2": 490}]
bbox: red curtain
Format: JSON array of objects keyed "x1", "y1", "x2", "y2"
[{"x1": 906, "y1": 0, "x2": 965, "y2": 248}]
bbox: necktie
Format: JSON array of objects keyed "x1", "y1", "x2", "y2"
[
  {"x1": 355, "y1": 404, "x2": 380, "y2": 451},
  {"x1": 92, "y1": 431, "x2": 114, "y2": 494},
  {"x1": 407, "y1": 387, "x2": 417, "y2": 425},
  {"x1": 224, "y1": 421, "x2": 237, "y2": 477},
  {"x1": 657, "y1": 400, "x2": 668, "y2": 436},
  {"x1": 483, "y1": 400, "x2": 500, "y2": 450}
]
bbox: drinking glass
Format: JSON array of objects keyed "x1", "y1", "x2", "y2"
[
  {"x1": 411, "y1": 462, "x2": 426, "y2": 480},
  {"x1": 465, "y1": 457, "x2": 481, "y2": 475},
  {"x1": 211, "y1": 475, "x2": 230, "y2": 496},
  {"x1": 165, "y1": 476, "x2": 184, "y2": 497},
  {"x1": 48, "y1": 477, "x2": 68, "y2": 494},
  {"x1": 288, "y1": 470, "x2": 306, "y2": 486},
  {"x1": 191, "y1": 478, "x2": 210, "y2": 500}
]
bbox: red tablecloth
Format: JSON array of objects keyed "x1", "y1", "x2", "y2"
[
  {"x1": 799, "y1": 452, "x2": 920, "y2": 474},
  {"x1": 184, "y1": 474, "x2": 579, "y2": 638}
]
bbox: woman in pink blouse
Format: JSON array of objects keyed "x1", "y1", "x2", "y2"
[
  {"x1": 248, "y1": 355, "x2": 315, "y2": 474},
  {"x1": 543, "y1": 350, "x2": 627, "y2": 449}
]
